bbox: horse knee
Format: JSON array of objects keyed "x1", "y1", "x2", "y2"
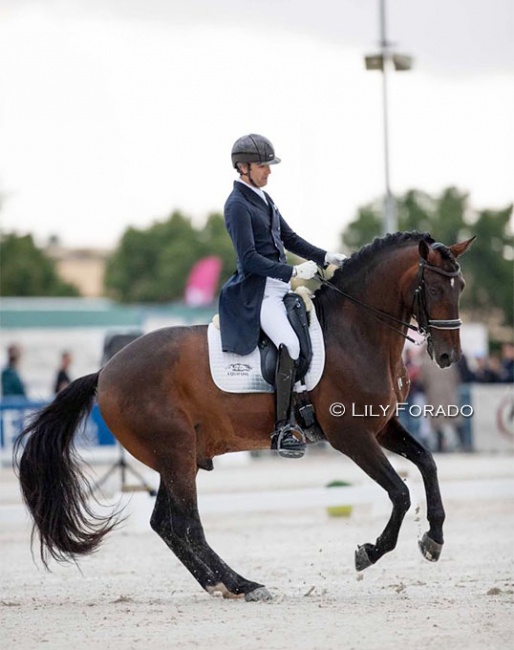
[{"x1": 391, "y1": 484, "x2": 411, "y2": 514}]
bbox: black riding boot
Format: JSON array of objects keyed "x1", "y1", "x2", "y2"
[{"x1": 270, "y1": 345, "x2": 306, "y2": 459}]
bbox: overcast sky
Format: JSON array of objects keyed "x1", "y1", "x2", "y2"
[{"x1": 0, "y1": 0, "x2": 512, "y2": 251}]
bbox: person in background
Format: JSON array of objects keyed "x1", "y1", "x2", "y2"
[
  {"x1": 1, "y1": 344, "x2": 27, "y2": 400},
  {"x1": 418, "y1": 350, "x2": 472, "y2": 452},
  {"x1": 54, "y1": 350, "x2": 72, "y2": 394},
  {"x1": 455, "y1": 351, "x2": 475, "y2": 452},
  {"x1": 499, "y1": 342, "x2": 514, "y2": 383},
  {"x1": 400, "y1": 347, "x2": 426, "y2": 444},
  {"x1": 219, "y1": 133, "x2": 347, "y2": 459},
  {"x1": 474, "y1": 354, "x2": 501, "y2": 383},
  {"x1": 456, "y1": 351, "x2": 475, "y2": 383}
]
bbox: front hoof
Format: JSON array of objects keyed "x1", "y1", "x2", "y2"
[
  {"x1": 245, "y1": 586, "x2": 273, "y2": 602},
  {"x1": 419, "y1": 532, "x2": 443, "y2": 562},
  {"x1": 355, "y1": 545, "x2": 373, "y2": 572}
]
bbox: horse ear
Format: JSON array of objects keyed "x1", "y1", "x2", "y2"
[
  {"x1": 450, "y1": 236, "x2": 477, "y2": 258},
  {"x1": 418, "y1": 240, "x2": 431, "y2": 261}
]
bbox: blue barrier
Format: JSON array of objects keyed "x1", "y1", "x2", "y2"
[{"x1": 0, "y1": 400, "x2": 116, "y2": 460}]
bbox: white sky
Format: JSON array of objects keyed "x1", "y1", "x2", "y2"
[{"x1": 0, "y1": 0, "x2": 513, "y2": 251}]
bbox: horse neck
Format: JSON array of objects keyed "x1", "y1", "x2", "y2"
[
  {"x1": 321, "y1": 245, "x2": 418, "y2": 357},
  {"x1": 357, "y1": 247, "x2": 416, "y2": 317}
]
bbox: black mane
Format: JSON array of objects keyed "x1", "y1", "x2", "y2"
[{"x1": 316, "y1": 231, "x2": 435, "y2": 297}]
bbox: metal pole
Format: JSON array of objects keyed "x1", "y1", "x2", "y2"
[{"x1": 379, "y1": 0, "x2": 396, "y2": 235}]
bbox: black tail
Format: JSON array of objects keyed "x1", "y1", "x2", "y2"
[{"x1": 13, "y1": 372, "x2": 119, "y2": 567}]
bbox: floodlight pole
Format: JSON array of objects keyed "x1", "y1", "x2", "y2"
[
  {"x1": 379, "y1": 0, "x2": 396, "y2": 236},
  {"x1": 365, "y1": 2, "x2": 412, "y2": 235}
]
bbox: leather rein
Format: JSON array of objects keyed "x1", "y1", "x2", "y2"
[{"x1": 316, "y1": 253, "x2": 462, "y2": 347}]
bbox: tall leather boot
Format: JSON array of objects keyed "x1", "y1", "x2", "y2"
[{"x1": 270, "y1": 344, "x2": 306, "y2": 459}]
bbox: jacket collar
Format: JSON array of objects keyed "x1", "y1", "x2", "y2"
[{"x1": 233, "y1": 180, "x2": 271, "y2": 212}]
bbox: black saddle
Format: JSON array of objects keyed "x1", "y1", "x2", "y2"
[{"x1": 258, "y1": 292, "x2": 313, "y2": 387}]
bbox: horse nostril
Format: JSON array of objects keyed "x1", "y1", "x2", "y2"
[{"x1": 439, "y1": 353, "x2": 451, "y2": 368}]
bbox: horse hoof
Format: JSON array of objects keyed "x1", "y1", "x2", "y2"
[
  {"x1": 418, "y1": 532, "x2": 443, "y2": 562},
  {"x1": 355, "y1": 545, "x2": 373, "y2": 572},
  {"x1": 245, "y1": 587, "x2": 273, "y2": 602}
]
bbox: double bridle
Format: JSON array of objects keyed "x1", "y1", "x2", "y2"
[
  {"x1": 412, "y1": 257, "x2": 462, "y2": 335},
  {"x1": 316, "y1": 246, "x2": 462, "y2": 349}
]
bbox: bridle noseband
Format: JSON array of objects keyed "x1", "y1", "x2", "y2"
[
  {"x1": 412, "y1": 257, "x2": 462, "y2": 336},
  {"x1": 316, "y1": 244, "x2": 462, "y2": 349}
]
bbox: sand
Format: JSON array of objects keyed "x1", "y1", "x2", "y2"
[{"x1": 1, "y1": 450, "x2": 513, "y2": 650}]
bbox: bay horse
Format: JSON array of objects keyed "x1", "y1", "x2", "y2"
[{"x1": 15, "y1": 231, "x2": 474, "y2": 602}]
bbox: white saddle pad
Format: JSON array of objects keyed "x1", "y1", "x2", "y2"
[{"x1": 207, "y1": 308, "x2": 325, "y2": 394}]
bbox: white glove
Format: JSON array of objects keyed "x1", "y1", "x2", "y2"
[
  {"x1": 325, "y1": 252, "x2": 348, "y2": 266},
  {"x1": 293, "y1": 260, "x2": 318, "y2": 280}
]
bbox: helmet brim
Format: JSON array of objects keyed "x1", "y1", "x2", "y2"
[{"x1": 257, "y1": 157, "x2": 281, "y2": 166}]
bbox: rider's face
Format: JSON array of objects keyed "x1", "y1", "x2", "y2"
[{"x1": 242, "y1": 163, "x2": 271, "y2": 187}]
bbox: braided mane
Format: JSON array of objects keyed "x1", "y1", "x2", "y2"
[{"x1": 316, "y1": 231, "x2": 435, "y2": 297}]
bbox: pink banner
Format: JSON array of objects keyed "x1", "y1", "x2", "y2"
[{"x1": 184, "y1": 256, "x2": 223, "y2": 306}]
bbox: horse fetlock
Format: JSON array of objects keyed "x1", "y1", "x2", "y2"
[{"x1": 206, "y1": 582, "x2": 241, "y2": 599}]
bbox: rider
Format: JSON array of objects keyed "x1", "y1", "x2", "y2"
[{"x1": 219, "y1": 134, "x2": 346, "y2": 458}]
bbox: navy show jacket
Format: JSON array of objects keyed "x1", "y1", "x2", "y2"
[{"x1": 219, "y1": 181, "x2": 327, "y2": 355}]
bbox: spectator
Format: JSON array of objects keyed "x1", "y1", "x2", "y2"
[
  {"x1": 400, "y1": 347, "x2": 431, "y2": 446},
  {"x1": 1, "y1": 344, "x2": 27, "y2": 400},
  {"x1": 418, "y1": 352, "x2": 472, "y2": 452},
  {"x1": 456, "y1": 351, "x2": 475, "y2": 453},
  {"x1": 499, "y1": 343, "x2": 514, "y2": 383},
  {"x1": 457, "y1": 352, "x2": 475, "y2": 383},
  {"x1": 474, "y1": 354, "x2": 501, "y2": 383},
  {"x1": 54, "y1": 351, "x2": 73, "y2": 394}
]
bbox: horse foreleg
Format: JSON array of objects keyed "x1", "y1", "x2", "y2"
[
  {"x1": 151, "y1": 474, "x2": 271, "y2": 601},
  {"x1": 378, "y1": 416, "x2": 445, "y2": 562},
  {"x1": 332, "y1": 433, "x2": 411, "y2": 571}
]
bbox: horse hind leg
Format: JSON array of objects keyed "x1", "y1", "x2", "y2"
[
  {"x1": 151, "y1": 469, "x2": 271, "y2": 602},
  {"x1": 378, "y1": 416, "x2": 445, "y2": 562}
]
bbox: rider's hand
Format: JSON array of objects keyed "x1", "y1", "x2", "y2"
[
  {"x1": 325, "y1": 252, "x2": 348, "y2": 266},
  {"x1": 293, "y1": 260, "x2": 318, "y2": 280}
]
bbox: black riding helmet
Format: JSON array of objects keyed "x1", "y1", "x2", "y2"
[{"x1": 231, "y1": 134, "x2": 281, "y2": 169}]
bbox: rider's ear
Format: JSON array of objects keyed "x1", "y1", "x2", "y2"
[{"x1": 449, "y1": 236, "x2": 476, "y2": 258}]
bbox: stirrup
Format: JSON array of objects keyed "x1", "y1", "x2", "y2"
[{"x1": 270, "y1": 424, "x2": 306, "y2": 459}]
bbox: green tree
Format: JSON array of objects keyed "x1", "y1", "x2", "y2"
[
  {"x1": 341, "y1": 188, "x2": 513, "y2": 326},
  {"x1": 0, "y1": 233, "x2": 80, "y2": 297},
  {"x1": 104, "y1": 211, "x2": 236, "y2": 302},
  {"x1": 464, "y1": 205, "x2": 514, "y2": 326}
]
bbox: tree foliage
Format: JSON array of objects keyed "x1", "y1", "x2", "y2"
[
  {"x1": 341, "y1": 187, "x2": 513, "y2": 326},
  {"x1": 0, "y1": 233, "x2": 80, "y2": 297},
  {"x1": 104, "y1": 211, "x2": 236, "y2": 303}
]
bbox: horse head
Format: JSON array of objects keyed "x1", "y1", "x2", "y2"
[{"x1": 414, "y1": 236, "x2": 475, "y2": 368}]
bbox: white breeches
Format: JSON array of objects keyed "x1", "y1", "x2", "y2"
[{"x1": 260, "y1": 277, "x2": 300, "y2": 361}]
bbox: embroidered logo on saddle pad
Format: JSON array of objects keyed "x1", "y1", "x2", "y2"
[{"x1": 207, "y1": 305, "x2": 325, "y2": 394}]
